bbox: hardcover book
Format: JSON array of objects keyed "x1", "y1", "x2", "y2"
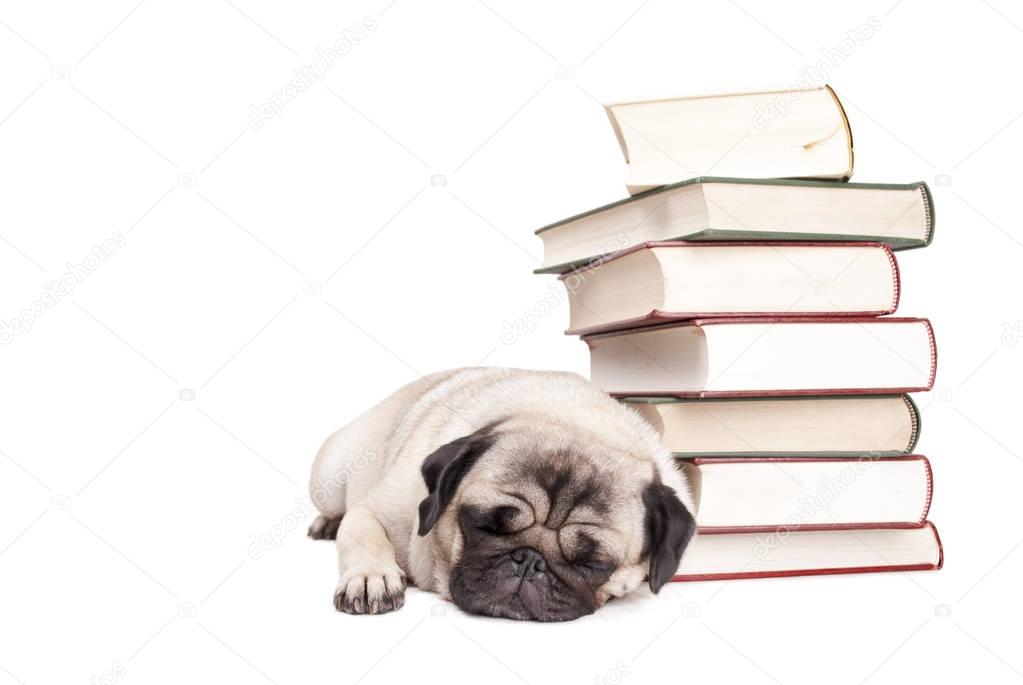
[
  {"x1": 625, "y1": 395, "x2": 920, "y2": 456},
  {"x1": 680, "y1": 455, "x2": 932, "y2": 531},
  {"x1": 563, "y1": 241, "x2": 899, "y2": 335},
  {"x1": 605, "y1": 85, "x2": 854, "y2": 194},
  {"x1": 674, "y1": 523, "x2": 943, "y2": 581},
  {"x1": 585, "y1": 317, "x2": 937, "y2": 397},
  {"x1": 535, "y1": 178, "x2": 933, "y2": 274}
]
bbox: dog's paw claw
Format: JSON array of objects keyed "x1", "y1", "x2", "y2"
[
  {"x1": 334, "y1": 569, "x2": 406, "y2": 615},
  {"x1": 308, "y1": 515, "x2": 342, "y2": 540}
]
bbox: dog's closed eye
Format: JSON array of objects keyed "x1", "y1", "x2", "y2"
[
  {"x1": 477, "y1": 505, "x2": 520, "y2": 534},
  {"x1": 573, "y1": 560, "x2": 614, "y2": 577},
  {"x1": 463, "y1": 504, "x2": 532, "y2": 536},
  {"x1": 562, "y1": 532, "x2": 614, "y2": 573}
]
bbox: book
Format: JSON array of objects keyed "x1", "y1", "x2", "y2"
[
  {"x1": 535, "y1": 178, "x2": 933, "y2": 274},
  {"x1": 605, "y1": 85, "x2": 854, "y2": 194},
  {"x1": 625, "y1": 395, "x2": 919, "y2": 456},
  {"x1": 563, "y1": 241, "x2": 899, "y2": 335},
  {"x1": 585, "y1": 317, "x2": 936, "y2": 397},
  {"x1": 536, "y1": 82, "x2": 943, "y2": 584},
  {"x1": 674, "y1": 522, "x2": 943, "y2": 581},
  {"x1": 679, "y1": 455, "x2": 932, "y2": 531}
]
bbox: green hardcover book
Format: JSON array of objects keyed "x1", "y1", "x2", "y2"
[
  {"x1": 535, "y1": 177, "x2": 934, "y2": 274},
  {"x1": 623, "y1": 394, "x2": 921, "y2": 458}
]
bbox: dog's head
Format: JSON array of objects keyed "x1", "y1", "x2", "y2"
[{"x1": 416, "y1": 422, "x2": 695, "y2": 622}]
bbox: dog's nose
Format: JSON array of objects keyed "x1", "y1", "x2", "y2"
[{"x1": 510, "y1": 547, "x2": 547, "y2": 579}]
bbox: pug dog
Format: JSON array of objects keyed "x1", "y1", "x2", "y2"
[{"x1": 307, "y1": 367, "x2": 696, "y2": 621}]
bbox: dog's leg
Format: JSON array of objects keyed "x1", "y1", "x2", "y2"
[
  {"x1": 307, "y1": 425, "x2": 360, "y2": 524},
  {"x1": 332, "y1": 505, "x2": 406, "y2": 614},
  {"x1": 307, "y1": 514, "x2": 342, "y2": 540},
  {"x1": 309, "y1": 371, "x2": 458, "y2": 529}
]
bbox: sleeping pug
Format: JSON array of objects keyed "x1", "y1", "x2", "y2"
[{"x1": 308, "y1": 367, "x2": 696, "y2": 621}]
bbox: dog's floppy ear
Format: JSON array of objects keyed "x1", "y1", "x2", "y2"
[
  {"x1": 417, "y1": 428, "x2": 496, "y2": 536},
  {"x1": 642, "y1": 481, "x2": 696, "y2": 593}
]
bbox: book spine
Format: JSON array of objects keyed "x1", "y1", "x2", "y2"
[
  {"x1": 825, "y1": 84, "x2": 854, "y2": 178},
  {"x1": 903, "y1": 394, "x2": 922, "y2": 453},
  {"x1": 923, "y1": 319, "x2": 938, "y2": 390},
  {"x1": 921, "y1": 455, "x2": 934, "y2": 524},
  {"x1": 884, "y1": 242, "x2": 901, "y2": 314},
  {"x1": 920, "y1": 182, "x2": 936, "y2": 246}
]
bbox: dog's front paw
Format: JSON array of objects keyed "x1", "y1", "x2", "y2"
[{"x1": 334, "y1": 567, "x2": 407, "y2": 615}]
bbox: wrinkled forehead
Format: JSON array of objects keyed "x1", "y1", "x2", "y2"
[{"x1": 468, "y1": 443, "x2": 650, "y2": 531}]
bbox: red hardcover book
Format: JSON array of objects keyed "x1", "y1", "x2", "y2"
[
  {"x1": 562, "y1": 241, "x2": 900, "y2": 336},
  {"x1": 673, "y1": 521, "x2": 943, "y2": 582},
  {"x1": 585, "y1": 316, "x2": 937, "y2": 398}
]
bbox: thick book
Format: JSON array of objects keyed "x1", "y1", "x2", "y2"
[
  {"x1": 535, "y1": 178, "x2": 933, "y2": 274},
  {"x1": 680, "y1": 455, "x2": 932, "y2": 531},
  {"x1": 625, "y1": 395, "x2": 919, "y2": 456},
  {"x1": 673, "y1": 522, "x2": 943, "y2": 582},
  {"x1": 585, "y1": 317, "x2": 936, "y2": 397},
  {"x1": 563, "y1": 241, "x2": 899, "y2": 335},
  {"x1": 605, "y1": 85, "x2": 854, "y2": 194}
]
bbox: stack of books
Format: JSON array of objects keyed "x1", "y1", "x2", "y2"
[{"x1": 536, "y1": 86, "x2": 942, "y2": 581}]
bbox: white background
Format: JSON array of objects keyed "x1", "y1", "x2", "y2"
[{"x1": 1, "y1": 1, "x2": 1021, "y2": 683}]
